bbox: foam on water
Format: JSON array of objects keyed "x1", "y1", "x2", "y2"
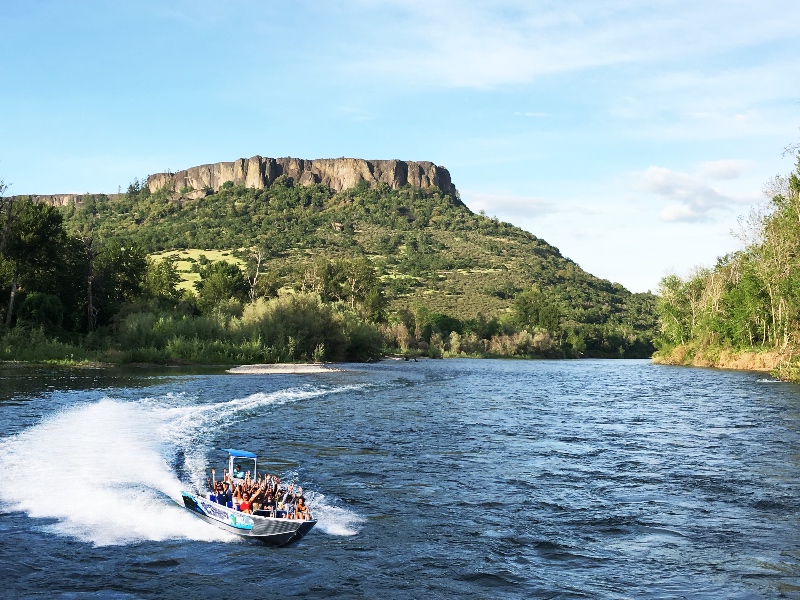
[
  {"x1": 306, "y1": 491, "x2": 365, "y2": 536},
  {"x1": 0, "y1": 385, "x2": 364, "y2": 546},
  {"x1": 0, "y1": 399, "x2": 229, "y2": 546}
]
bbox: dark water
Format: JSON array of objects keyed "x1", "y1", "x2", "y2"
[{"x1": 0, "y1": 359, "x2": 798, "y2": 598}]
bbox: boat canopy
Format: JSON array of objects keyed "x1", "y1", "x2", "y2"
[{"x1": 223, "y1": 449, "x2": 257, "y2": 458}]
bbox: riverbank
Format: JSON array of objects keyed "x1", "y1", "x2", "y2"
[
  {"x1": 652, "y1": 344, "x2": 800, "y2": 381},
  {"x1": 227, "y1": 364, "x2": 343, "y2": 374}
]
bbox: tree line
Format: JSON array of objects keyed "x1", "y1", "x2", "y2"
[
  {"x1": 654, "y1": 157, "x2": 800, "y2": 377},
  {"x1": 0, "y1": 194, "x2": 387, "y2": 362}
]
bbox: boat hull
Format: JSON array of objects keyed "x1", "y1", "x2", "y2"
[{"x1": 181, "y1": 492, "x2": 316, "y2": 546}]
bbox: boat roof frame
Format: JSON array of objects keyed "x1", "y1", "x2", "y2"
[{"x1": 222, "y1": 448, "x2": 257, "y2": 458}]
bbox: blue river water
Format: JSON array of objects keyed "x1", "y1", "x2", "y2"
[{"x1": 0, "y1": 358, "x2": 798, "y2": 598}]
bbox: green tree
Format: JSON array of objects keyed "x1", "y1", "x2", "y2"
[
  {"x1": 0, "y1": 177, "x2": 12, "y2": 253},
  {"x1": 20, "y1": 234, "x2": 86, "y2": 332},
  {"x1": 1, "y1": 198, "x2": 66, "y2": 326},
  {"x1": 144, "y1": 257, "x2": 181, "y2": 301},
  {"x1": 339, "y1": 257, "x2": 385, "y2": 319},
  {"x1": 243, "y1": 293, "x2": 349, "y2": 361},
  {"x1": 430, "y1": 313, "x2": 462, "y2": 338},
  {"x1": 411, "y1": 303, "x2": 432, "y2": 341},
  {"x1": 717, "y1": 258, "x2": 769, "y2": 347},
  {"x1": 195, "y1": 260, "x2": 248, "y2": 312},
  {"x1": 301, "y1": 257, "x2": 386, "y2": 320},
  {"x1": 17, "y1": 292, "x2": 64, "y2": 329},
  {"x1": 513, "y1": 286, "x2": 561, "y2": 335},
  {"x1": 94, "y1": 243, "x2": 148, "y2": 326},
  {"x1": 656, "y1": 274, "x2": 691, "y2": 346}
]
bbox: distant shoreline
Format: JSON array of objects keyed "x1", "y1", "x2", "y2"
[
  {"x1": 226, "y1": 363, "x2": 344, "y2": 374},
  {"x1": 651, "y1": 345, "x2": 797, "y2": 381}
]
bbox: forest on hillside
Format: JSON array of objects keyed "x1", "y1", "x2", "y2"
[
  {"x1": 654, "y1": 156, "x2": 800, "y2": 379},
  {"x1": 0, "y1": 174, "x2": 657, "y2": 364}
]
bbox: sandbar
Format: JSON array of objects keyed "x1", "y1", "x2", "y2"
[{"x1": 227, "y1": 364, "x2": 343, "y2": 374}]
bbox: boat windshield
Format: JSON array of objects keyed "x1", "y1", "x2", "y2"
[
  {"x1": 231, "y1": 457, "x2": 256, "y2": 478},
  {"x1": 223, "y1": 449, "x2": 258, "y2": 479}
]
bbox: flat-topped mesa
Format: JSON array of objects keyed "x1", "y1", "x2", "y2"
[{"x1": 146, "y1": 156, "x2": 457, "y2": 197}]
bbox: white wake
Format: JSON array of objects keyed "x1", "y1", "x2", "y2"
[{"x1": 0, "y1": 386, "x2": 364, "y2": 546}]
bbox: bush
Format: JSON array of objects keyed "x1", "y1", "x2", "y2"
[
  {"x1": 0, "y1": 327, "x2": 93, "y2": 363},
  {"x1": 244, "y1": 293, "x2": 348, "y2": 361},
  {"x1": 342, "y1": 313, "x2": 383, "y2": 361},
  {"x1": 17, "y1": 293, "x2": 64, "y2": 330}
]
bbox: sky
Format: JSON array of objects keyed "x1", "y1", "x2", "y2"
[{"x1": 1, "y1": 1, "x2": 799, "y2": 293}]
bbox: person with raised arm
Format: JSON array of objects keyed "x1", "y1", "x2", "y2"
[
  {"x1": 219, "y1": 480, "x2": 232, "y2": 506},
  {"x1": 238, "y1": 492, "x2": 253, "y2": 514}
]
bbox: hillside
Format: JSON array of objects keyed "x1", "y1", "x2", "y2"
[{"x1": 47, "y1": 156, "x2": 656, "y2": 358}]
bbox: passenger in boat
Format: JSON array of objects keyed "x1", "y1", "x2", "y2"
[
  {"x1": 250, "y1": 481, "x2": 267, "y2": 511},
  {"x1": 238, "y1": 493, "x2": 253, "y2": 514},
  {"x1": 232, "y1": 484, "x2": 244, "y2": 509},
  {"x1": 207, "y1": 468, "x2": 227, "y2": 503},
  {"x1": 233, "y1": 463, "x2": 245, "y2": 479},
  {"x1": 261, "y1": 491, "x2": 274, "y2": 514},
  {"x1": 217, "y1": 481, "x2": 232, "y2": 506},
  {"x1": 212, "y1": 481, "x2": 223, "y2": 499},
  {"x1": 295, "y1": 496, "x2": 309, "y2": 520}
]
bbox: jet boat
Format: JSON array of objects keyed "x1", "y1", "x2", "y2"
[{"x1": 181, "y1": 449, "x2": 316, "y2": 546}]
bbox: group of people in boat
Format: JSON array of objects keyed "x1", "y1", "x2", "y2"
[{"x1": 206, "y1": 466, "x2": 311, "y2": 520}]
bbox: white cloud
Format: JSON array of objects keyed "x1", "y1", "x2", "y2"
[
  {"x1": 696, "y1": 159, "x2": 752, "y2": 180},
  {"x1": 641, "y1": 167, "x2": 722, "y2": 201},
  {"x1": 635, "y1": 165, "x2": 759, "y2": 223},
  {"x1": 659, "y1": 203, "x2": 704, "y2": 222},
  {"x1": 341, "y1": 0, "x2": 800, "y2": 89},
  {"x1": 460, "y1": 189, "x2": 555, "y2": 219}
]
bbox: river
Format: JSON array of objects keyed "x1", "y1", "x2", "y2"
[{"x1": 0, "y1": 359, "x2": 797, "y2": 598}]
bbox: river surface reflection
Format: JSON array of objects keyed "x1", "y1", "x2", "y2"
[{"x1": 0, "y1": 359, "x2": 798, "y2": 598}]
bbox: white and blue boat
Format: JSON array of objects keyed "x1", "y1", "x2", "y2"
[{"x1": 181, "y1": 449, "x2": 317, "y2": 546}]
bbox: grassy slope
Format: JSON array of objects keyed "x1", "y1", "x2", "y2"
[{"x1": 151, "y1": 249, "x2": 245, "y2": 292}]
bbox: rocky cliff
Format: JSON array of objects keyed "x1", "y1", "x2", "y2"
[
  {"x1": 15, "y1": 194, "x2": 85, "y2": 207},
  {"x1": 146, "y1": 156, "x2": 456, "y2": 197},
  {"x1": 10, "y1": 157, "x2": 457, "y2": 207}
]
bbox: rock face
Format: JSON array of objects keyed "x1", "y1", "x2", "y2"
[
  {"x1": 19, "y1": 194, "x2": 84, "y2": 207},
  {"x1": 145, "y1": 156, "x2": 457, "y2": 196},
  {"x1": 15, "y1": 193, "x2": 123, "y2": 208}
]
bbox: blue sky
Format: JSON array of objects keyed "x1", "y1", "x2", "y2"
[{"x1": 2, "y1": 0, "x2": 799, "y2": 292}]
